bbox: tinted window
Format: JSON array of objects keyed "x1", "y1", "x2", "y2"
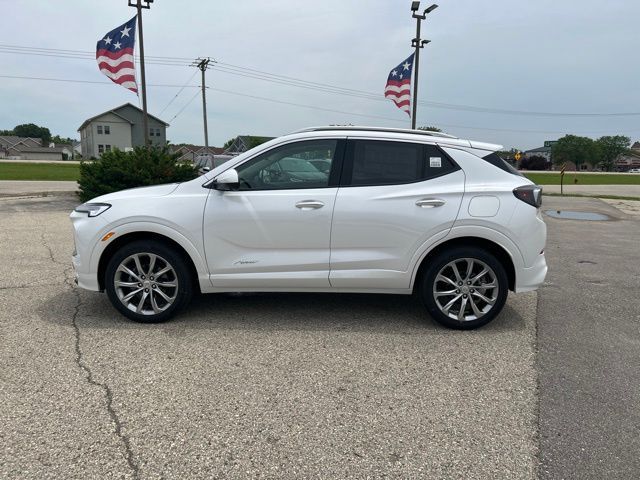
[
  {"x1": 349, "y1": 140, "x2": 458, "y2": 186},
  {"x1": 482, "y1": 152, "x2": 523, "y2": 177},
  {"x1": 236, "y1": 140, "x2": 337, "y2": 190}
]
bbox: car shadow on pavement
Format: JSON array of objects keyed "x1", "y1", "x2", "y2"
[{"x1": 40, "y1": 288, "x2": 527, "y2": 335}]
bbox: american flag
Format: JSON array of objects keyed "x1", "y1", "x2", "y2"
[
  {"x1": 384, "y1": 53, "x2": 415, "y2": 116},
  {"x1": 96, "y1": 16, "x2": 138, "y2": 93}
]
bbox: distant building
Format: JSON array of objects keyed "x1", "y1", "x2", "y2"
[
  {"x1": 0, "y1": 135, "x2": 65, "y2": 160},
  {"x1": 524, "y1": 146, "x2": 552, "y2": 162},
  {"x1": 170, "y1": 144, "x2": 225, "y2": 163},
  {"x1": 614, "y1": 141, "x2": 640, "y2": 171},
  {"x1": 77, "y1": 103, "x2": 169, "y2": 158}
]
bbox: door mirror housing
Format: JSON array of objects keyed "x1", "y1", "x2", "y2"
[{"x1": 212, "y1": 168, "x2": 239, "y2": 190}]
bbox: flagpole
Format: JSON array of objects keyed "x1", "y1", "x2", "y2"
[
  {"x1": 411, "y1": 16, "x2": 421, "y2": 130},
  {"x1": 410, "y1": 3, "x2": 438, "y2": 129},
  {"x1": 129, "y1": 0, "x2": 153, "y2": 146}
]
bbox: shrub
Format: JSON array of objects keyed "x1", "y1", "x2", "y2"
[
  {"x1": 78, "y1": 146, "x2": 198, "y2": 202},
  {"x1": 520, "y1": 155, "x2": 549, "y2": 171}
]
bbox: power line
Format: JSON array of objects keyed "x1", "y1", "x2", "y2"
[
  {"x1": 1, "y1": 43, "x2": 640, "y2": 117},
  {"x1": 0, "y1": 74, "x2": 197, "y2": 88},
  {"x1": 158, "y1": 69, "x2": 199, "y2": 115},
  {"x1": 168, "y1": 89, "x2": 201, "y2": 123},
  {"x1": 207, "y1": 88, "x2": 640, "y2": 135},
  {"x1": 209, "y1": 87, "x2": 408, "y2": 124},
  {"x1": 1, "y1": 71, "x2": 637, "y2": 135}
]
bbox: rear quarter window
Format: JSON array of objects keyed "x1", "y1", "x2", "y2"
[{"x1": 482, "y1": 152, "x2": 523, "y2": 177}]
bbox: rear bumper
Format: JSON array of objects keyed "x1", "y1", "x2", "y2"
[{"x1": 515, "y1": 252, "x2": 547, "y2": 293}]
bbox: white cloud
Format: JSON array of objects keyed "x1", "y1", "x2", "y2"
[{"x1": 1, "y1": 0, "x2": 639, "y2": 149}]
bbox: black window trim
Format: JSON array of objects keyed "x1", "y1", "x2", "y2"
[
  {"x1": 339, "y1": 138, "x2": 461, "y2": 188},
  {"x1": 229, "y1": 138, "x2": 347, "y2": 192},
  {"x1": 481, "y1": 152, "x2": 523, "y2": 177}
]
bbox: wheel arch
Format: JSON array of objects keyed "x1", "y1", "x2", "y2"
[
  {"x1": 412, "y1": 236, "x2": 516, "y2": 293},
  {"x1": 97, "y1": 232, "x2": 202, "y2": 293}
]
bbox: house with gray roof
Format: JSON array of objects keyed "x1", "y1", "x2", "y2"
[
  {"x1": 0, "y1": 135, "x2": 65, "y2": 160},
  {"x1": 77, "y1": 103, "x2": 169, "y2": 158}
]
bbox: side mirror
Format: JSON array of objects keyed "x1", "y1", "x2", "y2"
[
  {"x1": 212, "y1": 168, "x2": 239, "y2": 191},
  {"x1": 202, "y1": 166, "x2": 211, "y2": 172}
]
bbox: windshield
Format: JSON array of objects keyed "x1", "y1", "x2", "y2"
[{"x1": 278, "y1": 157, "x2": 320, "y2": 172}]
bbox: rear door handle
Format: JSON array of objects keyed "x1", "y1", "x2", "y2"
[
  {"x1": 416, "y1": 198, "x2": 446, "y2": 208},
  {"x1": 295, "y1": 200, "x2": 325, "y2": 210}
]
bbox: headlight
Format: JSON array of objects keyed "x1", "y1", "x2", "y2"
[{"x1": 74, "y1": 203, "x2": 111, "y2": 217}]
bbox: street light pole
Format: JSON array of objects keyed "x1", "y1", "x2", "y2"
[
  {"x1": 128, "y1": 0, "x2": 153, "y2": 145},
  {"x1": 410, "y1": 2, "x2": 438, "y2": 129}
]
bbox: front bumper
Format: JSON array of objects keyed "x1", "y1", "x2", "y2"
[
  {"x1": 72, "y1": 252, "x2": 101, "y2": 291},
  {"x1": 70, "y1": 210, "x2": 108, "y2": 292}
]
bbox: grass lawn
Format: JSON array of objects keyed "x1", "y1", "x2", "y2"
[
  {"x1": 2, "y1": 161, "x2": 639, "y2": 186},
  {"x1": 524, "y1": 172, "x2": 640, "y2": 185},
  {"x1": 0, "y1": 162, "x2": 80, "y2": 181}
]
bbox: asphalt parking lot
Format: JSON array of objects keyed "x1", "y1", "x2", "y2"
[{"x1": 1, "y1": 193, "x2": 638, "y2": 479}]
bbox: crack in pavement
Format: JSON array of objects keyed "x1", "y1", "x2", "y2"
[
  {"x1": 69, "y1": 288, "x2": 140, "y2": 480},
  {"x1": 41, "y1": 227, "x2": 141, "y2": 479},
  {"x1": 0, "y1": 283, "x2": 41, "y2": 290}
]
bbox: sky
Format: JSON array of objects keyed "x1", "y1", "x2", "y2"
[{"x1": 1, "y1": 0, "x2": 639, "y2": 150}]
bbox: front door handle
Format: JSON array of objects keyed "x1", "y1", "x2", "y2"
[
  {"x1": 295, "y1": 200, "x2": 325, "y2": 210},
  {"x1": 416, "y1": 198, "x2": 446, "y2": 208}
]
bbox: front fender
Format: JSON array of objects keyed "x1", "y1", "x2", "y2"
[{"x1": 89, "y1": 221, "x2": 210, "y2": 288}]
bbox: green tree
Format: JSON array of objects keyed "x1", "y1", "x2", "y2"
[
  {"x1": 595, "y1": 135, "x2": 630, "y2": 172},
  {"x1": 551, "y1": 135, "x2": 598, "y2": 171},
  {"x1": 418, "y1": 126, "x2": 442, "y2": 132},
  {"x1": 520, "y1": 155, "x2": 548, "y2": 171},
  {"x1": 223, "y1": 136, "x2": 271, "y2": 151},
  {"x1": 78, "y1": 146, "x2": 198, "y2": 202},
  {"x1": 51, "y1": 134, "x2": 76, "y2": 145},
  {"x1": 245, "y1": 136, "x2": 271, "y2": 149},
  {"x1": 222, "y1": 137, "x2": 235, "y2": 150},
  {"x1": 13, "y1": 123, "x2": 51, "y2": 144}
]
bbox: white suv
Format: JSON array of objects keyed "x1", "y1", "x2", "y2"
[{"x1": 70, "y1": 127, "x2": 547, "y2": 329}]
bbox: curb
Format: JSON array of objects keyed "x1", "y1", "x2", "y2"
[{"x1": 0, "y1": 191, "x2": 77, "y2": 199}]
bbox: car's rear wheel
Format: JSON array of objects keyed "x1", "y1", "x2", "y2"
[
  {"x1": 420, "y1": 246, "x2": 508, "y2": 329},
  {"x1": 105, "y1": 240, "x2": 192, "y2": 323}
]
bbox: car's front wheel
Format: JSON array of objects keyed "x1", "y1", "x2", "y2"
[
  {"x1": 105, "y1": 240, "x2": 192, "y2": 323},
  {"x1": 420, "y1": 246, "x2": 508, "y2": 329}
]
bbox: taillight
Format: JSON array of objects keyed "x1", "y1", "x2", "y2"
[{"x1": 513, "y1": 185, "x2": 542, "y2": 208}]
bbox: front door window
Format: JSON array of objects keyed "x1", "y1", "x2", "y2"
[{"x1": 235, "y1": 140, "x2": 337, "y2": 190}]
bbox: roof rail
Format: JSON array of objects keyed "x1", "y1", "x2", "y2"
[{"x1": 293, "y1": 126, "x2": 459, "y2": 139}]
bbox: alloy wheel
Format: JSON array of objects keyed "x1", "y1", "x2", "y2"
[
  {"x1": 114, "y1": 253, "x2": 179, "y2": 315},
  {"x1": 432, "y1": 258, "x2": 499, "y2": 322}
]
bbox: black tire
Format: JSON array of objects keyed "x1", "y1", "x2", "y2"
[
  {"x1": 419, "y1": 246, "x2": 508, "y2": 330},
  {"x1": 105, "y1": 240, "x2": 193, "y2": 323}
]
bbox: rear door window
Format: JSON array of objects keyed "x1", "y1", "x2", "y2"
[{"x1": 344, "y1": 140, "x2": 458, "y2": 186}]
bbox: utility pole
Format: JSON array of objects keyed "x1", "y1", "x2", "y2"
[
  {"x1": 129, "y1": 0, "x2": 153, "y2": 145},
  {"x1": 192, "y1": 58, "x2": 211, "y2": 157},
  {"x1": 410, "y1": 2, "x2": 438, "y2": 129}
]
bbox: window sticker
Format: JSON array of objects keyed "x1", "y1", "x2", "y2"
[{"x1": 430, "y1": 157, "x2": 442, "y2": 168}]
